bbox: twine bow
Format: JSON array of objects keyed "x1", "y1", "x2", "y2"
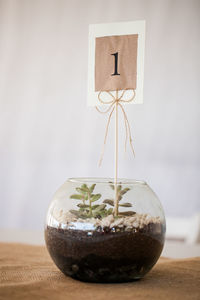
[{"x1": 96, "y1": 89, "x2": 136, "y2": 166}]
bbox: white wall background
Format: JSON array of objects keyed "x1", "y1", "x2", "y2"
[{"x1": 0, "y1": 0, "x2": 199, "y2": 230}]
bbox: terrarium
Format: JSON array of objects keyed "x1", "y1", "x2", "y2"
[
  {"x1": 45, "y1": 20, "x2": 166, "y2": 283},
  {"x1": 45, "y1": 178, "x2": 166, "y2": 283}
]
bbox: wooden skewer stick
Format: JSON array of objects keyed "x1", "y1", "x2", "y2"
[{"x1": 114, "y1": 90, "x2": 119, "y2": 217}]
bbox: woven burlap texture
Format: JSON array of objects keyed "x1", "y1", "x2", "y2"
[{"x1": 0, "y1": 243, "x2": 200, "y2": 300}]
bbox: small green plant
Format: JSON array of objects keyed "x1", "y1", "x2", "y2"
[
  {"x1": 70, "y1": 184, "x2": 112, "y2": 219},
  {"x1": 70, "y1": 182, "x2": 135, "y2": 219},
  {"x1": 103, "y1": 182, "x2": 135, "y2": 217}
]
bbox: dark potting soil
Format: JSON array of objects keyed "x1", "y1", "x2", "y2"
[{"x1": 45, "y1": 223, "x2": 165, "y2": 283}]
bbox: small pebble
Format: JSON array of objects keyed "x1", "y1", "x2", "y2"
[
  {"x1": 101, "y1": 219, "x2": 110, "y2": 227},
  {"x1": 113, "y1": 218, "x2": 124, "y2": 227},
  {"x1": 133, "y1": 221, "x2": 139, "y2": 228},
  {"x1": 71, "y1": 264, "x2": 79, "y2": 273}
]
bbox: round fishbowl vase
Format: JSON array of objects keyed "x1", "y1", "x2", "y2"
[{"x1": 45, "y1": 178, "x2": 166, "y2": 283}]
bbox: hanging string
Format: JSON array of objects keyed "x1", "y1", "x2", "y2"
[{"x1": 96, "y1": 89, "x2": 136, "y2": 166}]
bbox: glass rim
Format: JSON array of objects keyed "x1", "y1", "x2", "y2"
[{"x1": 68, "y1": 177, "x2": 147, "y2": 185}]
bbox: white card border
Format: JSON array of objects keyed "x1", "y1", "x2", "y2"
[{"x1": 87, "y1": 20, "x2": 145, "y2": 106}]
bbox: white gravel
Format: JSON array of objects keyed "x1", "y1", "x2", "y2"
[{"x1": 52, "y1": 209, "x2": 163, "y2": 231}]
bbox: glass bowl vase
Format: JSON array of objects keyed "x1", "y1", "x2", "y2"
[{"x1": 45, "y1": 178, "x2": 166, "y2": 283}]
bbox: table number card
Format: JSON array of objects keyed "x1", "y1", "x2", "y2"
[
  {"x1": 95, "y1": 34, "x2": 138, "y2": 91},
  {"x1": 88, "y1": 20, "x2": 145, "y2": 106}
]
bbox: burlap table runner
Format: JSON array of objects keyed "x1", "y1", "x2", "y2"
[{"x1": 0, "y1": 243, "x2": 199, "y2": 300}]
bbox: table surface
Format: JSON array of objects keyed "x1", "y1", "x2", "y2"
[{"x1": 0, "y1": 242, "x2": 200, "y2": 300}]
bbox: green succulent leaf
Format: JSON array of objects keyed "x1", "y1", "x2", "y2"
[
  {"x1": 81, "y1": 184, "x2": 88, "y2": 189},
  {"x1": 91, "y1": 204, "x2": 100, "y2": 210},
  {"x1": 93, "y1": 204, "x2": 106, "y2": 211},
  {"x1": 117, "y1": 185, "x2": 122, "y2": 192},
  {"x1": 118, "y1": 211, "x2": 136, "y2": 216},
  {"x1": 77, "y1": 204, "x2": 90, "y2": 208},
  {"x1": 118, "y1": 195, "x2": 122, "y2": 201},
  {"x1": 120, "y1": 188, "x2": 130, "y2": 195},
  {"x1": 103, "y1": 199, "x2": 114, "y2": 206},
  {"x1": 94, "y1": 210, "x2": 107, "y2": 218},
  {"x1": 108, "y1": 181, "x2": 114, "y2": 190},
  {"x1": 92, "y1": 211, "x2": 102, "y2": 218},
  {"x1": 70, "y1": 194, "x2": 83, "y2": 200},
  {"x1": 107, "y1": 208, "x2": 113, "y2": 214},
  {"x1": 99, "y1": 211, "x2": 107, "y2": 218},
  {"x1": 91, "y1": 194, "x2": 101, "y2": 202},
  {"x1": 71, "y1": 209, "x2": 93, "y2": 219},
  {"x1": 76, "y1": 187, "x2": 87, "y2": 194},
  {"x1": 90, "y1": 184, "x2": 96, "y2": 193},
  {"x1": 119, "y1": 202, "x2": 132, "y2": 207},
  {"x1": 69, "y1": 209, "x2": 83, "y2": 217}
]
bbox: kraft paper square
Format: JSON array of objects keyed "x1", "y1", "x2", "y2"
[
  {"x1": 88, "y1": 20, "x2": 145, "y2": 106},
  {"x1": 95, "y1": 34, "x2": 138, "y2": 92}
]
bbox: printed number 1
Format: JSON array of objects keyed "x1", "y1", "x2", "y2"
[{"x1": 111, "y1": 52, "x2": 120, "y2": 76}]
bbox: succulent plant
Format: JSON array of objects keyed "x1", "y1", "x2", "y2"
[
  {"x1": 70, "y1": 182, "x2": 135, "y2": 219},
  {"x1": 103, "y1": 182, "x2": 135, "y2": 217},
  {"x1": 70, "y1": 184, "x2": 112, "y2": 219}
]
